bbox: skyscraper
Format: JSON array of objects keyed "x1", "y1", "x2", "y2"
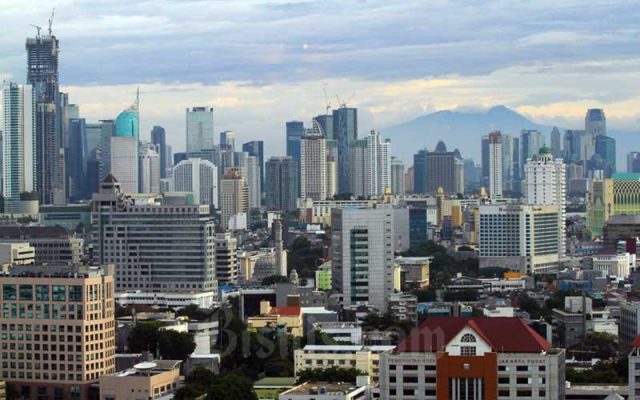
[
  {"x1": 286, "y1": 121, "x2": 305, "y2": 162},
  {"x1": 390, "y1": 157, "x2": 405, "y2": 195},
  {"x1": 215, "y1": 231, "x2": 239, "y2": 284},
  {"x1": 314, "y1": 114, "x2": 333, "y2": 139},
  {"x1": 628, "y1": 152, "x2": 640, "y2": 173},
  {"x1": 520, "y1": 129, "x2": 545, "y2": 168},
  {"x1": 332, "y1": 206, "x2": 394, "y2": 311},
  {"x1": 585, "y1": 108, "x2": 606, "y2": 161},
  {"x1": 246, "y1": 155, "x2": 261, "y2": 208},
  {"x1": 110, "y1": 136, "x2": 139, "y2": 193},
  {"x1": 595, "y1": 134, "x2": 616, "y2": 177},
  {"x1": 350, "y1": 130, "x2": 391, "y2": 197},
  {"x1": 550, "y1": 126, "x2": 562, "y2": 159},
  {"x1": 481, "y1": 135, "x2": 490, "y2": 189},
  {"x1": 97, "y1": 119, "x2": 115, "y2": 182},
  {"x1": 524, "y1": 146, "x2": 566, "y2": 257},
  {"x1": 0, "y1": 83, "x2": 36, "y2": 213},
  {"x1": 414, "y1": 141, "x2": 464, "y2": 195},
  {"x1": 332, "y1": 107, "x2": 358, "y2": 194},
  {"x1": 151, "y1": 125, "x2": 168, "y2": 178},
  {"x1": 563, "y1": 129, "x2": 585, "y2": 164},
  {"x1": 67, "y1": 118, "x2": 88, "y2": 200},
  {"x1": 219, "y1": 130, "x2": 236, "y2": 151},
  {"x1": 488, "y1": 131, "x2": 503, "y2": 198},
  {"x1": 138, "y1": 144, "x2": 161, "y2": 193},
  {"x1": 265, "y1": 156, "x2": 298, "y2": 211},
  {"x1": 220, "y1": 168, "x2": 248, "y2": 229},
  {"x1": 300, "y1": 134, "x2": 327, "y2": 200},
  {"x1": 114, "y1": 95, "x2": 139, "y2": 138},
  {"x1": 413, "y1": 150, "x2": 428, "y2": 194},
  {"x1": 26, "y1": 32, "x2": 61, "y2": 205},
  {"x1": 185, "y1": 107, "x2": 214, "y2": 153},
  {"x1": 173, "y1": 158, "x2": 219, "y2": 208},
  {"x1": 242, "y1": 140, "x2": 264, "y2": 190}
]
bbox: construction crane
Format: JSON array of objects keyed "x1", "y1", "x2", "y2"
[
  {"x1": 335, "y1": 92, "x2": 356, "y2": 108},
  {"x1": 323, "y1": 87, "x2": 332, "y2": 115},
  {"x1": 30, "y1": 24, "x2": 42, "y2": 37},
  {"x1": 48, "y1": 8, "x2": 55, "y2": 36}
]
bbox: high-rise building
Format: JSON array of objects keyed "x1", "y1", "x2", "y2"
[
  {"x1": 586, "y1": 173, "x2": 640, "y2": 237},
  {"x1": 242, "y1": 141, "x2": 264, "y2": 190},
  {"x1": 350, "y1": 130, "x2": 391, "y2": 197},
  {"x1": 286, "y1": 121, "x2": 305, "y2": 164},
  {"x1": 274, "y1": 219, "x2": 287, "y2": 276},
  {"x1": 481, "y1": 135, "x2": 490, "y2": 189},
  {"x1": 595, "y1": 134, "x2": 616, "y2": 177},
  {"x1": 332, "y1": 107, "x2": 358, "y2": 194},
  {"x1": 331, "y1": 207, "x2": 394, "y2": 310},
  {"x1": 563, "y1": 129, "x2": 585, "y2": 164},
  {"x1": 220, "y1": 168, "x2": 248, "y2": 229},
  {"x1": 97, "y1": 119, "x2": 115, "y2": 183},
  {"x1": 502, "y1": 134, "x2": 519, "y2": 194},
  {"x1": 520, "y1": 129, "x2": 545, "y2": 169},
  {"x1": 585, "y1": 108, "x2": 606, "y2": 162},
  {"x1": 26, "y1": 33, "x2": 61, "y2": 205},
  {"x1": 390, "y1": 157, "x2": 405, "y2": 195},
  {"x1": 265, "y1": 156, "x2": 298, "y2": 211},
  {"x1": 246, "y1": 155, "x2": 261, "y2": 208},
  {"x1": 479, "y1": 204, "x2": 561, "y2": 274},
  {"x1": 138, "y1": 145, "x2": 160, "y2": 193},
  {"x1": 405, "y1": 165, "x2": 414, "y2": 193},
  {"x1": 300, "y1": 134, "x2": 327, "y2": 200},
  {"x1": 215, "y1": 231, "x2": 238, "y2": 284},
  {"x1": 414, "y1": 141, "x2": 464, "y2": 195},
  {"x1": 0, "y1": 264, "x2": 116, "y2": 400},
  {"x1": 313, "y1": 114, "x2": 333, "y2": 140},
  {"x1": 629, "y1": 152, "x2": 640, "y2": 173},
  {"x1": 488, "y1": 131, "x2": 502, "y2": 198},
  {"x1": 331, "y1": 206, "x2": 394, "y2": 311},
  {"x1": 67, "y1": 118, "x2": 88, "y2": 200},
  {"x1": 413, "y1": 150, "x2": 428, "y2": 194},
  {"x1": 151, "y1": 126, "x2": 168, "y2": 178},
  {"x1": 219, "y1": 130, "x2": 235, "y2": 151},
  {"x1": 550, "y1": 126, "x2": 562, "y2": 159},
  {"x1": 172, "y1": 158, "x2": 218, "y2": 208},
  {"x1": 0, "y1": 83, "x2": 36, "y2": 213},
  {"x1": 186, "y1": 107, "x2": 214, "y2": 153},
  {"x1": 524, "y1": 147, "x2": 566, "y2": 257},
  {"x1": 109, "y1": 136, "x2": 138, "y2": 193},
  {"x1": 91, "y1": 176, "x2": 217, "y2": 292}
]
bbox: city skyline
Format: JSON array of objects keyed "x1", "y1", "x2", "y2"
[{"x1": 1, "y1": 1, "x2": 640, "y2": 162}]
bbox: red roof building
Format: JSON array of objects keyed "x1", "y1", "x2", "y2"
[{"x1": 379, "y1": 317, "x2": 565, "y2": 400}]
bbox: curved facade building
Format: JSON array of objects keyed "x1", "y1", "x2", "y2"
[{"x1": 114, "y1": 106, "x2": 139, "y2": 138}]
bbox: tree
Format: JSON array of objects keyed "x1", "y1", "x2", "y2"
[
  {"x1": 177, "y1": 304, "x2": 215, "y2": 321},
  {"x1": 208, "y1": 373, "x2": 258, "y2": 400},
  {"x1": 414, "y1": 288, "x2": 437, "y2": 302},
  {"x1": 158, "y1": 330, "x2": 196, "y2": 361},
  {"x1": 517, "y1": 293, "x2": 541, "y2": 319},
  {"x1": 264, "y1": 357, "x2": 294, "y2": 377},
  {"x1": 443, "y1": 289, "x2": 479, "y2": 302},
  {"x1": 297, "y1": 367, "x2": 363, "y2": 384},
  {"x1": 187, "y1": 366, "x2": 217, "y2": 386},
  {"x1": 261, "y1": 275, "x2": 291, "y2": 286},
  {"x1": 127, "y1": 321, "x2": 163, "y2": 354}
]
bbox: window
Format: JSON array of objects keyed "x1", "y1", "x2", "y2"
[
  {"x1": 36, "y1": 285, "x2": 49, "y2": 301},
  {"x1": 52, "y1": 286, "x2": 66, "y2": 302},
  {"x1": 19, "y1": 285, "x2": 33, "y2": 301},
  {"x1": 460, "y1": 333, "x2": 476, "y2": 343},
  {"x1": 3, "y1": 285, "x2": 16, "y2": 300},
  {"x1": 461, "y1": 346, "x2": 476, "y2": 356}
]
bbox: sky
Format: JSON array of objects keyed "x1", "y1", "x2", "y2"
[{"x1": 2, "y1": 0, "x2": 640, "y2": 158}]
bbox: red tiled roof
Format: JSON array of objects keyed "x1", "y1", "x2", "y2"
[
  {"x1": 395, "y1": 317, "x2": 550, "y2": 354},
  {"x1": 631, "y1": 335, "x2": 640, "y2": 348},
  {"x1": 271, "y1": 306, "x2": 301, "y2": 316}
]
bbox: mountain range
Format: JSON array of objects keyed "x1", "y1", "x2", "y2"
[{"x1": 382, "y1": 105, "x2": 637, "y2": 171}]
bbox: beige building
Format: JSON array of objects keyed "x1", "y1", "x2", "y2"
[
  {"x1": 393, "y1": 257, "x2": 430, "y2": 290},
  {"x1": 247, "y1": 300, "x2": 303, "y2": 337},
  {"x1": 220, "y1": 168, "x2": 248, "y2": 229},
  {"x1": 99, "y1": 360, "x2": 181, "y2": 400},
  {"x1": 0, "y1": 264, "x2": 116, "y2": 400},
  {"x1": 294, "y1": 345, "x2": 394, "y2": 382},
  {"x1": 0, "y1": 242, "x2": 34, "y2": 271}
]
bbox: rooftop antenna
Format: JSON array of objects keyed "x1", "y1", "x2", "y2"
[
  {"x1": 30, "y1": 24, "x2": 42, "y2": 38},
  {"x1": 48, "y1": 8, "x2": 55, "y2": 36}
]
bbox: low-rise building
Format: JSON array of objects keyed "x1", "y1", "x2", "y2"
[
  {"x1": 591, "y1": 252, "x2": 635, "y2": 279},
  {"x1": 247, "y1": 300, "x2": 304, "y2": 336},
  {"x1": 279, "y1": 382, "x2": 370, "y2": 400},
  {"x1": 387, "y1": 293, "x2": 418, "y2": 322},
  {"x1": 379, "y1": 317, "x2": 565, "y2": 399},
  {"x1": 313, "y1": 322, "x2": 362, "y2": 345},
  {"x1": 99, "y1": 360, "x2": 181, "y2": 400},
  {"x1": 393, "y1": 257, "x2": 430, "y2": 290},
  {"x1": 0, "y1": 242, "x2": 34, "y2": 269},
  {"x1": 0, "y1": 226, "x2": 82, "y2": 265},
  {"x1": 621, "y1": 301, "x2": 640, "y2": 345},
  {"x1": 294, "y1": 345, "x2": 394, "y2": 382},
  {"x1": 114, "y1": 290, "x2": 217, "y2": 309},
  {"x1": 629, "y1": 336, "x2": 640, "y2": 400}
]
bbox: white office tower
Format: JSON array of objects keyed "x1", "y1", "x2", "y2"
[
  {"x1": 390, "y1": 157, "x2": 405, "y2": 195},
  {"x1": 215, "y1": 231, "x2": 238, "y2": 284},
  {"x1": 110, "y1": 136, "x2": 139, "y2": 193},
  {"x1": 300, "y1": 134, "x2": 327, "y2": 200},
  {"x1": 350, "y1": 130, "x2": 391, "y2": 197},
  {"x1": 274, "y1": 219, "x2": 287, "y2": 276},
  {"x1": 173, "y1": 158, "x2": 219, "y2": 208},
  {"x1": 246, "y1": 155, "x2": 261, "y2": 209},
  {"x1": 0, "y1": 83, "x2": 36, "y2": 213},
  {"x1": 479, "y1": 204, "x2": 561, "y2": 274},
  {"x1": 332, "y1": 206, "x2": 394, "y2": 312},
  {"x1": 524, "y1": 147, "x2": 567, "y2": 257},
  {"x1": 488, "y1": 131, "x2": 503, "y2": 198},
  {"x1": 220, "y1": 168, "x2": 248, "y2": 229},
  {"x1": 138, "y1": 145, "x2": 160, "y2": 193},
  {"x1": 186, "y1": 107, "x2": 214, "y2": 153},
  {"x1": 326, "y1": 157, "x2": 337, "y2": 198},
  {"x1": 91, "y1": 175, "x2": 217, "y2": 292}
]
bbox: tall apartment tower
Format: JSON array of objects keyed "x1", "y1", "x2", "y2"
[
  {"x1": 332, "y1": 206, "x2": 394, "y2": 311},
  {"x1": 246, "y1": 155, "x2": 261, "y2": 209},
  {"x1": 488, "y1": 131, "x2": 503, "y2": 199},
  {"x1": 0, "y1": 264, "x2": 116, "y2": 400},
  {"x1": 26, "y1": 32, "x2": 62, "y2": 205},
  {"x1": 332, "y1": 107, "x2": 358, "y2": 194},
  {"x1": 173, "y1": 158, "x2": 219, "y2": 208},
  {"x1": 265, "y1": 156, "x2": 298, "y2": 211},
  {"x1": 286, "y1": 121, "x2": 305, "y2": 164},
  {"x1": 300, "y1": 134, "x2": 327, "y2": 200},
  {"x1": 414, "y1": 141, "x2": 464, "y2": 195},
  {"x1": 242, "y1": 140, "x2": 264, "y2": 189},
  {"x1": 390, "y1": 157, "x2": 405, "y2": 195},
  {"x1": 274, "y1": 219, "x2": 287, "y2": 276},
  {"x1": 219, "y1": 130, "x2": 236, "y2": 151},
  {"x1": 186, "y1": 107, "x2": 214, "y2": 153},
  {"x1": 350, "y1": 130, "x2": 391, "y2": 197},
  {"x1": 1, "y1": 83, "x2": 36, "y2": 213},
  {"x1": 215, "y1": 231, "x2": 239, "y2": 284},
  {"x1": 524, "y1": 147, "x2": 567, "y2": 257},
  {"x1": 219, "y1": 168, "x2": 249, "y2": 229},
  {"x1": 138, "y1": 143, "x2": 160, "y2": 193},
  {"x1": 520, "y1": 129, "x2": 545, "y2": 174},
  {"x1": 91, "y1": 175, "x2": 217, "y2": 292},
  {"x1": 551, "y1": 126, "x2": 563, "y2": 159},
  {"x1": 151, "y1": 126, "x2": 168, "y2": 178}
]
